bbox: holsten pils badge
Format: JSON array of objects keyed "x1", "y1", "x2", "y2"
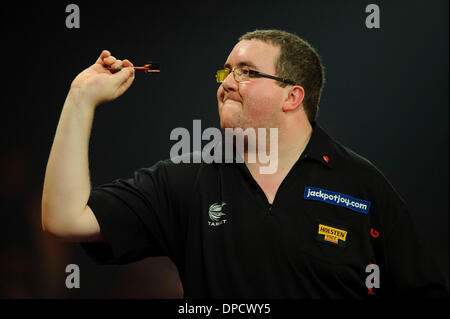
[{"x1": 317, "y1": 224, "x2": 348, "y2": 247}]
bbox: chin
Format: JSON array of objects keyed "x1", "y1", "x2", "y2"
[
  {"x1": 219, "y1": 107, "x2": 239, "y2": 130},
  {"x1": 219, "y1": 118, "x2": 235, "y2": 130}
]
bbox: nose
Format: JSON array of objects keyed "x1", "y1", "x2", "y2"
[{"x1": 221, "y1": 70, "x2": 238, "y2": 92}]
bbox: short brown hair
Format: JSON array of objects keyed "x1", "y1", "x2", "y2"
[{"x1": 239, "y1": 29, "x2": 325, "y2": 123}]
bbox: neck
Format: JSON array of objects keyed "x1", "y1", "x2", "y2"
[{"x1": 243, "y1": 118, "x2": 313, "y2": 175}]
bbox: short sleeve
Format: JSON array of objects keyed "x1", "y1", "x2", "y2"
[
  {"x1": 384, "y1": 200, "x2": 448, "y2": 297},
  {"x1": 81, "y1": 159, "x2": 190, "y2": 265}
]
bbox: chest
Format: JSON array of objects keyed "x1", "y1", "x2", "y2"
[
  {"x1": 194, "y1": 165, "x2": 374, "y2": 268},
  {"x1": 182, "y1": 164, "x2": 381, "y2": 297}
]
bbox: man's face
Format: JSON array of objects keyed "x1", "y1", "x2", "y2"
[{"x1": 217, "y1": 39, "x2": 287, "y2": 130}]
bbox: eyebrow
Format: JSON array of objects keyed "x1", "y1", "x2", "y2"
[{"x1": 223, "y1": 61, "x2": 258, "y2": 70}]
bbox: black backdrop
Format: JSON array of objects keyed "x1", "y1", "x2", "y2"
[{"x1": 0, "y1": 0, "x2": 448, "y2": 298}]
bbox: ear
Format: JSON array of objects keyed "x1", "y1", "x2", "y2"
[{"x1": 282, "y1": 85, "x2": 305, "y2": 112}]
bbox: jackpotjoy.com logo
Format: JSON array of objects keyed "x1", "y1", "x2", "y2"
[{"x1": 169, "y1": 120, "x2": 278, "y2": 174}]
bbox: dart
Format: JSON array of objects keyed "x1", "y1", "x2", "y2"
[{"x1": 107, "y1": 62, "x2": 160, "y2": 74}]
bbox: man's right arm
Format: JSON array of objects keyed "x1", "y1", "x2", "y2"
[{"x1": 41, "y1": 50, "x2": 135, "y2": 242}]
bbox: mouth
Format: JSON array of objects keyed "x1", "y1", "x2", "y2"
[{"x1": 223, "y1": 97, "x2": 242, "y2": 104}]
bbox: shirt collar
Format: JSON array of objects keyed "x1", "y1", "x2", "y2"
[
  {"x1": 217, "y1": 121, "x2": 336, "y2": 169},
  {"x1": 301, "y1": 121, "x2": 335, "y2": 169}
]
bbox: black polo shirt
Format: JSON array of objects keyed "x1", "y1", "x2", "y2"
[{"x1": 81, "y1": 121, "x2": 448, "y2": 298}]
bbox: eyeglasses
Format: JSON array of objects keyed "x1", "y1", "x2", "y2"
[{"x1": 216, "y1": 66, "x2": 297, "y2": 85}]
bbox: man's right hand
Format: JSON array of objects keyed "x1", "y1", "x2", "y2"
[
  {"x1": 69, "y1": 50, "x2": 135, "y2": 107},
  {"x1": 42, "y1": 50, "x2": 137, "y2": 242}
]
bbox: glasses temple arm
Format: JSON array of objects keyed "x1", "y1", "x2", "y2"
[{"x1": 251, "y1": 70, "x2": 297, "y2": 85}]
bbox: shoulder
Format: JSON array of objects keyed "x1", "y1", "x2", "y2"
[
  {"x1": 328, "y1": 135, "x2": 406, "y2": 209},
  {"x1": 136, "y1": 151, "x2": 219, "y2": 187}
]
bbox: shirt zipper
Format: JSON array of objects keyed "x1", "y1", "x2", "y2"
[
  {"x1": 239, "y1": 154, "x2": 309, "y2": 216},
  {"x1": 268, "y1": 153, "x2": 309, "y2": 215}
]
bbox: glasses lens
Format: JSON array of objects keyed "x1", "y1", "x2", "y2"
[
  {"x1": 235, "y1": 67, "x2": 250, "y2": 82},
  {"x1": 216, "y1": 69, "x2": 230, "y2": 83}
]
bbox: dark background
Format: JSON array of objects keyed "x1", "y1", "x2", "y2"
[{"x1": 0, "y1": 0, "x2": 448, "y2": 298}]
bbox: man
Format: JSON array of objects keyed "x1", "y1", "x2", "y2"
[{"x1": 42, "y1": 30, "x2": 448, "y2": 298}]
